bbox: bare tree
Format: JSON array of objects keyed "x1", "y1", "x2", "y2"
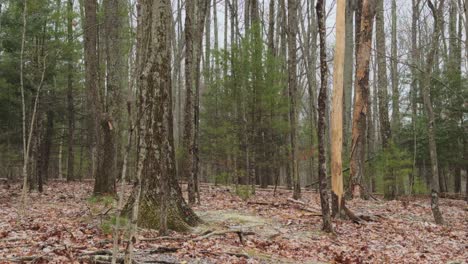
[
  {"x1": 348, "y1": 0, "x2": 375, "y2": 199},
  {"x1": 316, "y1": 0, "x2": 333, "y2": 233},
  {"x1": 66, "y1": 0, "x2": 75, "y2": 182},
  {"x1": 421, "y1": 0, "x2": 445, "y2": 225},
  {"x1": 288, "y1": 0, "x2": 301, "y2": 200}
]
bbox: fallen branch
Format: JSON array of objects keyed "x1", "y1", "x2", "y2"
[
  {"x1": 200, "y1": 250, "x2": 250, "y2": 259},
  {"x1": 146, "y1": 247, "x2": 180, "y2": 254},
  {"x1": 0, "y1": 255, "x2": 49, "y2": 262},
  {"x1": 139, "y1": 236, "x2": 186, "y2": 242},
  {"x1": 287, "y1": 198, "x2": 322, "y2": 215},
  {"x1": 287, "y1": 197, "x2": 306, "y2": 205},
  {"x1": 193, "y1": 230, "x2": 255, "y2": 245},
  {"x1": 80, "y1": 249, "x2": 113, "y2": 256}
]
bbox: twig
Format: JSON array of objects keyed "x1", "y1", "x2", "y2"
[
  {"x1": 200, "y1": 250, "x2": 250, "y2": 259},
  {"x1": 139, "y1": 236, "x2": 186, "y2": 242}
]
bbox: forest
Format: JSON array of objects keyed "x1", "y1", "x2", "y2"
[{"x1": 0, "y1": 0, "x2": 467, "y2": 263}]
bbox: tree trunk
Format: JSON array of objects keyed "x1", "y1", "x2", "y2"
[
  {"x1": 349, "y1": 0, "x2": 375, "y2": 199},
  {"x1": 128, "y1": 0, "x2": 200, "y2": 232},
  {"x1": 316, "y1": 0, "x2": 333, "y2": 233},
  {"x1": 376, "y1": 0, "x2": 394, "y2": 200},
  {"x1": 343, "y1": 0, "x2": 355, "y2": 158},
  {"x1": 390, "y1": 0, "x2": 399, "y2": 134},
  {"x1": 97, "y1": 0, "x2": 127, "y2": 194},
  {"x1": 288, "y1": 0, "x2": 300, "y2": 200},
  {"x1": 193, "y1": 0, "x2": 210, "y2": 204},
  {"x1": 38, "y1": 110, "x2": 54, "y2": 192},
  {"x1": 84, "y1": 0, "x2": 103, "y2": 193},
  {"x1": 183, "y1": 0, "x2": 196, "y2": 204},
  {"x1": 410, "y1": 0, "x2": 420, "y2": 195},
  {"x1": 66, "y1": 0, "x2": 75, "y2": 182},
  {"x1": 421, "y1": 0, "x2": 445, "y2": 225},
  {"x1": 331, "y1": 0, "x2": 346, "y2": 210}
]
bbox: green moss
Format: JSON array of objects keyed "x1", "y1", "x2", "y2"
[
  {"x1": 235, "y1": 185, "x2": 252, "y2": 201},
  {"x1": 99, "y1": 216, "x2": 129, "y2": 235},
  {"x1": 87, "y1": 195, "x2": 114, "y2": 206}
]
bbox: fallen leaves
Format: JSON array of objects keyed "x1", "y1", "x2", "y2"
[{"x1": 0, "y1": 182, "x2": 466, "y2": 263}]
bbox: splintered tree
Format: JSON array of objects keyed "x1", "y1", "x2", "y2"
[
  {"x1": 330, "y1": 0, "x2": 347, "y2": 228},
  {"x1": 128, "y1": 0, "x2": 200, "y2": 232},
  {"x1": 348, "y1": 0, "x2": 375, "y2": 199}
]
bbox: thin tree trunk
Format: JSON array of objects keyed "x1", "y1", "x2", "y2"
[
  {"x1": 288, "y1": 0, "x2": 301, "y2": 200},
  {"x1": 58, "y1": 128, "x2": 64, "y2": 180},
  {"x1": 316, "y1": 0, "x2": 333, "y2": 233},
  {"x1": 193, "y1": 0, "x2": 210, "y2": 204},
  {"x1": 421, "y1": 0, "x2": 445, "y2": 225},
  {"x1": 410, "y1": 0, "x2": 420, "y2": 195},
  {"x1": 183, "y1": 0, "x2": 196, "y2": 204},
  {"x1": 390, "y1": 0, "x2": 399, "y2": 134},
  {"x1": 376, "y1": 0, "x2": 394, "y2": 199},
  {"x1": 66, "y1": 0, "x2": 75, "y2": 182},
  {"x1": 343, "y1": 0, "x2": 355, "y2": 158}
]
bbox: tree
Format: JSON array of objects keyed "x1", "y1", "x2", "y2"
[
  {"x1": 95, "y1": 0, "x2": 128, "y2": 194},
  {"x1": 421, "y1": 0, "x2": 445, "y2": 225},
  {"x1": 127, "y1": 0, "x2": 200, "y2": 232},
  {"x1": 288, "y1": 0, "x2": 300, "y2": 200},
  {"x1": 84, "y1": 0, "x2": 115, "y2": 195},
  {"x1": 331, "y1": 0, "x2": 346, "y2": 216},
  {"x1": 376, "y1": 0, "x2": 394, "y2": 199},
  {"x1": 182, "y1": 0, "x2": 195, "y2": 204},
  {"x1": 390, "y1": 0, "x2": 399, "y2": 134},
  {"x1": 316, "y1": 0, "x2": 333, "y2": 233},
  {"x1": 343, "y1": 0, "x2": 356, "y2": 157},
  {"x1": 66, "y1": 0, "x2": 75, "y2": 182},
  {"x1": 348, "y1": 0, "x2": 375, "y2": 199}
]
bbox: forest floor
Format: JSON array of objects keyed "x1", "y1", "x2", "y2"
[{"x1": 0, "y1": 181, "x2": 467, "y2": 264}]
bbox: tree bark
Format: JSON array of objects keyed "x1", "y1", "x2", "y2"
[
  {"x1": 421, "y1": 0, "x2": 445, "y2": 225},
  {"x1": 348, "y1": 0, "x2": 375, "y2": 199},
  {"x1": 288, "y1": 0, "x2": 301, "y2": 200},
  {"x1": 343, "y1": 0, "x2": 355, "y2": 158},
  {"x1": 66, "y1": 0, "x2": 75, "y2": 182},
  {"x1": 127, "y1": 0, "x2": 201, "y2": 232},
  {"x1": 376, "y1": 0, "x2": 394, "y2": 200},
  {"x1": 183, "y1": 0, "x2": 196, "y2": 204},
  {"x1": 390, "y1": 0, "x2": 399, "y2": 134},
  {"x1": 193, "y1": 0, "x2": 210, "y2": 204},
  {"x1": 331, "y1": 0, "x2": 346, "y2": 211},
  {"x1": 316, "y1": 0, "x2": 333, "y2": 233}
]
